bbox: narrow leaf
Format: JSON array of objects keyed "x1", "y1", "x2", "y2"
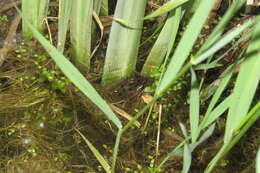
[
  {"x1": 199, "y1": 68, "x2": 233, "y2": 129},
  {"x1": 102, "y1": 0, "x2": 146, "y2": 86},
  {"x1": 57, "y1": 0, "x2": 72, "y2": 53},
  {"x1": 189, "y1": 68, "x2": 200, "y2": 142},
  {"x1": 190, "y1": 123, "x2": 215, "y2": 151},
  {"x1": 201, "y1": 95, "x2": 232, "y2": 129},
  {"x1": 182, "y1": 142, "x2": 192, "y2": 173},
  {"x1": 25, "y1": 19, "x2": 123, "y2": 129},
  {"x1": 70, "y1": 0, "x2": 92, "y2": 71},
  {"x1": 205, "y1": 101, "x2": 260, "y2": 172},
  {"x1": 224, "y1": 21, "x2": 260, "y2": 142},
  {"x1": 75, "y1": 128, "x2": 111, "y2": 173},
  {"x1": 156, "y1": 0, "x2": 217, "y2": 96},
  {"x1": 197, "y1": 0, "x2": 247, "y2": 55},
  {"x1": 193, "y1": 18, "x2": 257, "y2": 65},
  {"x1": 142, "y1": 8, "x2": 182, "y2": 76},
  {"x1": 144, "y1": 0, "x2": 189, "y2": 19}
]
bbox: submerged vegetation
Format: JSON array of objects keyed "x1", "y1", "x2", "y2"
[{"x1": 0, "y1": 0, "x2": 259, "y2": 172}]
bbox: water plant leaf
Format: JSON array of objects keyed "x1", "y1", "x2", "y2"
[
  {"x1": 155, "y1": 0, "x2": 217, "y2": 96},
  {"x1": 193, "y1": 18, "x2": 257, "y2": 65},
  {"x1": 199, "y1": 67, "x2": 233, "y2": 129},
  {"x1": 189, "y1": 68, "x2": 200, "y2": 142},
  {"x1": 205, "y1": 101, "x2": 260, "y2": 172},
  {"x1": 197, "y1": 0, "x2": 247, "y2": 55},
  {"x1": 144, "y1": 0, "x2": 189, "y2": 19},
  {"x1": 201, "y1": 95, "x2": 232, "y2": 129},
  {"x1": 22, "y1": 0, "x2": 49, "y2": 39},
  {"x1": 70, "y1": 0, "x2": 92, "y2": 71},
  {"x1": 190, "y1": 123, "x2": 215, "y2": 151},
  {"x1": 25, "y1": 19, "x2": 123, "y2": 129},
  {"x1": 75, "y1": 128, "x2": 111, "y2": 173},
  {"x1": 224, "y1": 21, "x2": 260, "y2": 142},
  {"x1": 182, "y1": 141, "x2": 192, "y2": 173},
  {"x1": 141, "y1": 8, "x2": 182, "y2": 76},
  {"x1": 57, "y1": 0, "x2": 72, "y2": 53},
  {"x1": 102, "y1": 0, "x2": 146, "y2": 86}
]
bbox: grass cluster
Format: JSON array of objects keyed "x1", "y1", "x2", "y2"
[{"x1": 17, "y1": 0, "x2": 260, "y2": 172}]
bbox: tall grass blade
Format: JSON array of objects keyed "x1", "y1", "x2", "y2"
[
  {"x1": 141, "y1": 8, "x2": 181, "y2": 76},
  {"x1": 197, "y1": 0, "x2": 247, "y2": 54},
  {"x1": 193, "y1": 18, "x2": 257, "y2": 65},
  {"x1": 182, "y1": 142, "x2": 192, "y2": 173},
  {"x1": 182, "y1": 0, "x2": 201, "y2": 21},
  {"x1": 70, "y1": 0, "x2": 93, "y2": 72},
  {"x1": 25, "y1": 19, "x2": 123, "y2": 129},
  {"x1": 205, "y1": 101, "x2": 260, "y2": 172},
  {"x1": 57, "y1": 0, "x2": 72, "y2": 53},
  {"x1": 144, "y1": 0, "x2": 189, "y2": 19},
  {"x1": 102, "y1": 0, "x2": 146, "y2": 86},
  {"x1": 156, "y1": 0, "x2": 217, "y2": 96},
  {"x1": 179, "y1": 123, "x2": 191, "y2": 173},
  {"x1": 224, "y1": 21, "x2": 260, "y2": 142},
  {"x1": 75, "y1": 128, "x2": 111, "y2": 173},
  {"x1": 38, "y1": 0, "x2": 50, "y2": 31},
  {"x1": 189, "y1": 68, "x2": 200, "y2": 142},
  {"x1": 111, "y1": 130, "x2": 122, "y2": 173},
  {"x1": 22, "y1": 0, "x2": 49, "y2": 39}
]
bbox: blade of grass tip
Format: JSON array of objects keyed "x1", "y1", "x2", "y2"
[
  {"x1": 192, "y1": 17, "x2": 257, "y2": 65},
  {"x1": 190, "y1": 68, "x2": 200, "y2": 143},
  {"x1": 155, "y1": 0, "x2": 217, "y2": 96},
  {"x1": 224, "y1": 20, "x2": 260, "y2": 142},
  {"x1": 57, "y1": 0, "x2": 72, "y2": 53},
  {"x1": 70, "y1": 0, "x2": 92, "y2": 72},
  {"x1": 205, "y1": 101, "x2": 260, "y2": 173},
  {"x1": 144, "y1": 0, "x2": 189, "y2": 19},
  {"x1": 75, "y1": 128, "x2": 111, "y2": 173},
  {"x1": 194, "y1": 62, "x2": 222, "y2": 70},
  {"x1": 24, "y1": 17, "x2": 122, "y2": 129},
  {"x1": 141, "y1": 7, "x2": 182, "y2": 77},
  {"x1": 101, "y1": 0, "x2": 146, "y2": 86}
]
